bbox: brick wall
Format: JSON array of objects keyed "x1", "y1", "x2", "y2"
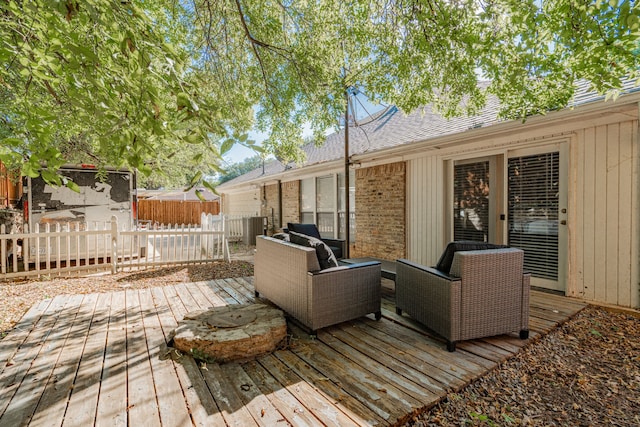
[
  {"x1": 352, "y1": 162, "x2": 406, "y2": 260},
  {"x1": 261, "y1": 183, "x2": 280, "y2": 234},
  {"x1": 259, "y1": 181, "x2": 301, "y2": 234},
  {"x1": 281, "y1": 181, "x2": 300, "y2": 229}
]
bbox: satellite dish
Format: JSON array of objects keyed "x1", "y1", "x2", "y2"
[{"x1": 344, "y1": 87, "x2": 391, "y2": 127}]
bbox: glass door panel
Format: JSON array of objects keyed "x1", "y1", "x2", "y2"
[
  {"x1": 508, "y1": 152, "x2": 560, "y2": 283},
  {"x1": 453, "y1": 161, "x2": 490, "y2": 242},
  {"x1": 316, "y1": 175, "x2": 335, "y2": 238}
]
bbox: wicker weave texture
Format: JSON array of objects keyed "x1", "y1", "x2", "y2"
[
  {"x1": 255, "y1": 236, "x2": 381, "y2": 331},
  {"x1": 396, "y1": 248, "x2": 529, "y2": 345}
]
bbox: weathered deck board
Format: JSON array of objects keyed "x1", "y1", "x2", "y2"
[
  {"x1": 329, "y1": 323, "x2": 447, "y2": 396},
  {"x1": 30, "y1": 293, "x2": 100, "y2": 427},
  {"x1": 138, "y1": 288, "x2": 192, "y2": 427},
  {"x1": 219, "y1": 362, "x2": 288, "y2": 426},
  {"x1": 95, "y1": 291, "x2": 128, "y2": 427},
  {"x1": 270, "y1": 350, "x2": 388, "y2": 426},
  {"x1": 150, "y1": 286, "x2": 227, "y2": 427},
  {"x1": 62, "y1": 292, "x2": 111, "y2": 427},
  {"x1": 0, "y1": 296, "x2": 66, "y2": 420},
  {"x1": 252, "y1": 354, "x2": 362, "y2": 426},
  {"x1": 0, "y1": 297, "x2": 53, "y2": 377},
  {"x1": 201, "y1": 362, "x2": 260, "y2": 426},
  {"x1": 289, "y1": 324, "x2": 423, "y2": 422},
  {"x1": 124, "y1": 289, "x2": 161, "y2": 426},
  {"x1": 317, "y1": 328, "x2": 440, "y2": 403},
  {"x1": 0, "y1": 294, "x2": 83, "y2": 427},
  {"x1": 0, "y1": 280, "x2": 587, "y2": 426}
]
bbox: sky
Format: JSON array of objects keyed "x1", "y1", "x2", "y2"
[
  {"x1": 223, "y1": 132, "x2": 266, "y2": 165},
  {"x1": 222, "y1": 90, "x2": 388, "y2": 166}
]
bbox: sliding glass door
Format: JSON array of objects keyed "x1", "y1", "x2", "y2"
[
  {"x1": 451, "y1": 145, "x2": 567, "y2": 292},
  {"x1": 508, "y1": 151, "x2": 566, "y2": 291}
]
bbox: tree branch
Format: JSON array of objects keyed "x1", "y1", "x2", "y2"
[{"x1": 233, "y1": 0, "x2": 274, "y2": 104}]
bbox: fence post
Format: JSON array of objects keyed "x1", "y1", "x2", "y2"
[
  {"x1": 1, "y1": 224, "x2": 5, "y2": 274},
  {"x1": 111, "y1": 216, "x2": 118, "y2": 274},
  {"x1": 223, "y1": 214, "x2": 230, "y2": 262},
  {"x1": 23, "y1": 223, "x2": 29, "y2": 271}
]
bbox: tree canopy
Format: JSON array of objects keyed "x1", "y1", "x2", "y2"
[
  {"x1": 1, "y1": 0, "x2": 638, "y2": 186},
  {"x1": 216, "y1": 154, "x2": 265, "y2": 185}
]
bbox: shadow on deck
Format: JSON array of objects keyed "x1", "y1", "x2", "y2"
[{"x1": 0, "y1": 277, "x2": 587, "y2": 426}]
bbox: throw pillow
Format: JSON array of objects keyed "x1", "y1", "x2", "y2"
[
  {"x1": 436, "y1": 241, "x2": 508, "y2": 274},
  {"x1": 287, "y1": 223, "x2": 322, "y2": 239},
  {"x1": 271, "y1": 233, "x2": 290, "y2": 242},
  {"x1": 289, "y1": 231, "x2": 339, "y2": 270}
]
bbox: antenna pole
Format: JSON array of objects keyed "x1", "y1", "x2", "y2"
[{"x1": 344, "y1": 88, "x2": 350, "y2": 258}]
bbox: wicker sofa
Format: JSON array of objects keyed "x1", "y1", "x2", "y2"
[
  {"x1": 254, "y1": 235, "x2": 382, "y2": 332},
  {"x1": 396, "y1": 247, "x2": 530, "y2": 351}
]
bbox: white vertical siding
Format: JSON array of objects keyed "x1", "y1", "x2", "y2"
[
  {"x1": 407, "y1": 156, "x2": 444, "y2": 266},
  {"x1": 572, "y1": 119, "x2": 639, "y2": 307}
]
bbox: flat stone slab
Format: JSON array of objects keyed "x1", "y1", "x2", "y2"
[{"x1": 172, "y1": 303, "x2": 286, "y2": 363}]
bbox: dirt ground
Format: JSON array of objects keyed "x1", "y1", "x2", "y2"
[
  {"x1": 399, "y1": 305, "x2": 640, "y2": 426},
  {"x1": 1, "y1": 257, "x2": 639, "y2": 426}
]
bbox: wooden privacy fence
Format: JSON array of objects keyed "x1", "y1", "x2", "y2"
[
  {"x1": 0, "y1": 163, "x2": 21, "y2": 208},
  {"x1": 137, "y1": 198, "x2": 220, "y2": 226},
  {"x1": 0, "y1": 215, "x2": 229, "y2": 280}
]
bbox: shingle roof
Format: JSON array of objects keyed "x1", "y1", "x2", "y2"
[{"x1": 218, "y1": 79, "x2": 639, "y2": 189}]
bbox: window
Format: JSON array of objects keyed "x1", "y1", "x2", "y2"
[{"x1": 299, "y1": 172, "x2": 356, "y2": 242}]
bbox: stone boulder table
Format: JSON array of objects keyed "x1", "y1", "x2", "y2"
[{"x1": 172, "y1": 303, "x2": 287, "y2": 363}]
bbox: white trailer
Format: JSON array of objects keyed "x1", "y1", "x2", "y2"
[{"x1": 21, "y1": 165, "x2": 137, "y2": 263}]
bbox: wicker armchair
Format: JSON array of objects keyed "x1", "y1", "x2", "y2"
[
  {"x1": 395, "y1": 248, "x2": 530, "y2": 351},
  {"x1": 255, "y1": 236, "x2": 381, "y2": 333}
]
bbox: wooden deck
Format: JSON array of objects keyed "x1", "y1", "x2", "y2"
[{"x1": 0, "y1": 277, "x2": 587, "y2": 426}]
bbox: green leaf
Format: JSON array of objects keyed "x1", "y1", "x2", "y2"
[
  {"x1": 65, "y1": 180, "x2": 81, "y2": 193},
  {"x1": 22, "y1": 163, "x2": 40, "y2": 178},
  {"x1": 202, "y1": 179, "x2": 219, "y2": 195},
  {"x1": 186, "y1": 171, "x2": 202, "y2": 190},
  {"x1": 220, "y1": 138, "x2": 235, "y2": 155},
  {"x1": 40, "y1": 169, "x2": 59, "y2": 185}
]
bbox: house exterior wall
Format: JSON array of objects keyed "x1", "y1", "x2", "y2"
[
  {"x1": 572, "y1": 120, "x2": 639, "y2": 308},
  {"x1": 352, "y1": 162, "x2": 406, "y2": 260},
  {"x1": 406, "y1": 156, "x2": 446, "y2": 266},
  {"x1": 407, "y1": 106, "x2": 639, "y2": 308},
  {"x1": 281, "y1": 180, "x2": 300, "y2": 228},
  {"x1": 261, "y1": 183, "x2": 280, "y2": 234},
  {"x1": 257, "y1": 181, "x2": 301, "y2": 234},
  {"x1": 217, "y1": 98, "x2": 639, "y2": 309},
  {"x1": 220, "y1": 189, "x2": 261, "y2": 217}
]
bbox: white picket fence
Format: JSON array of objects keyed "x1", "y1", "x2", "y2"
[
  {"x1": 220, "y1": 214, "x2": 244, "y2": 242},
  {"x1": 0, "y1": 214, "x2": 232, "y2": 280}
]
